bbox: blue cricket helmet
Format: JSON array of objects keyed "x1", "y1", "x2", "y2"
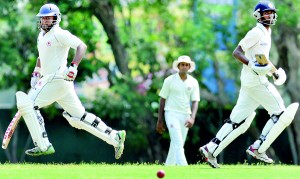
[
  {"x1": 36, "y1": 4, "x2": 61, "y2": 17},
  {"x1": 253, "y1": 1, "x2": 278, "y2": 25},
  {"x1": 36, "y1": 4, "x2": 61, "y2": 31}
]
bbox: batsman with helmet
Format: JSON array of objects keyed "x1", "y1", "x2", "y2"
[
  {"x1": 199, "y1": 1, "x2": 298, "y2": 168},
  {"x1": 16, "y1": 3, "x2": 126, "y2": 159}
]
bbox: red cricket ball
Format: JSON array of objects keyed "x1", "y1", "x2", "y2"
[{"x1": 157, "y1": 170, "x2": 165, "y2": 178}]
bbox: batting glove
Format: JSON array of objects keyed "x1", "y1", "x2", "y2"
[
  {"x1": 251, "y1": 63, "x2": 272, "y2": 76},
  {"x1": 64, "y1": 63, "x2": 78, "y2": 81},
  {"x1": 273, "y1": 67, "x2": 286, "y2": 86},
  {"x1": 30, "y1": 67, "x2": 41, "y2": 88}
]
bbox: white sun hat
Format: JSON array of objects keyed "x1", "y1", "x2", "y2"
[{"x1": 172, "y1": 55, "x2": 195, "y2": 72}]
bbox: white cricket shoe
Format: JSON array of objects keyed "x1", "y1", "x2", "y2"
[
  {"x1": 246, "y1": 145, "x2": 274, "y2": 164},
  {"x1": 25, "y1": 145, "x2": 55, "y2": 156},
  {"x1": 199, "y1": 145, "x2": 220, "y2": 168},
  {"x1": 114, "y1": 130, "x2": 126, "y2": 159}
]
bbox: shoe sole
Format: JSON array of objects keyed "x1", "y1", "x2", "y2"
[
  {"x1": 115, "y1": 131, "x2": 126, "y2": 159},
  {"x1": 246, "y1": 149, "x2": 274, "y2": 164},
  {"x1": 26, "y1": 146, "x2": 55, "y2": 156},
  {"x1": 26, "y1": 151, "x2": 55, "y2": 156},
  {"x1": 199, "y1": 147, "x2": 219, "y2": 168}
]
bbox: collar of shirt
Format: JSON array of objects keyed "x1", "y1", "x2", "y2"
[
  {"x1": 176, "y1": 72, "x2": 190, "y2": 81},
  {"x1": 256, "y1": 23, "x2": 272, "y2": 35}
]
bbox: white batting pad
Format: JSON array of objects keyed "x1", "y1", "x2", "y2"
[
  {"x1": 258, "y1": 103, "x2": 299, "y2": 153},
  {"x1": 62, "y1": 111, "x2": 118, "y2": 147},
  {"x1": 212, "y1": 112, "x2": 256, "y2": 157},
  {"x1": 16, "y1": 91, "x2": 50, "y2": 151}
]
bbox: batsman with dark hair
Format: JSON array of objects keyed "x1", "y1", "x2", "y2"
[
  {"x1": 199, "y1": 1, "x2": 298, "y2": 168},
  {"x1": 16, "y1": 3, "x2": 126, "y2": 159}
]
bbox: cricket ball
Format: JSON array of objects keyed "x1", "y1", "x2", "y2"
[{"x1": 157, "y1": 170, "x2": 165, "y2": 178}]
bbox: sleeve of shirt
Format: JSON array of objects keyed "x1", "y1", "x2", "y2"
[
  {"x1": 55, "y1": 29, "x2": 83, "y2": 49},
  {"x1": 159, "y1": 77, "x2": 171, "y2": 99},
  {"x1": 238, "y1": 28, "x2": 262, "y2": 51},
  {"x1": 191, "y1": 80, "x2": 200, "y2": 102}
]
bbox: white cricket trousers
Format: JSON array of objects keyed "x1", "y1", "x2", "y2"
[
  {"x1": 29, "y1": 73, "x2": 85, "y2": 118},
  {"x1": 164, "y1": 111, "x2": 189, "y2": 166},
  {"x1": 230, "y1": 82, "x2": 285, "y2": 123}
]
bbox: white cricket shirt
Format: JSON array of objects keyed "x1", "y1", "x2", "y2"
[
  {"x1": 239, "y1": 23, "x2": 272, "y2": 87},
  {"x1": 37, "y1": 25, "x2": 83, "y2": 76},
  {"x1": 159, "y1": 73, "x2": 200, "y2": 115}
]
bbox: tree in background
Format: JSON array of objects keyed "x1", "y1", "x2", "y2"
[{"x1": 0, "y1": 0, "x2": 299, "y2": 164}]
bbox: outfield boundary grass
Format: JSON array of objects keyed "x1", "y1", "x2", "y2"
[{"x1": 0, "y1": 163, "x2": 299, "y2": 179}]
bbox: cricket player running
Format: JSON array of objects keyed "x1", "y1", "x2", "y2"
[
  {"x1": 16, "y1": 3, "x2": 126, "y2": 159},
  {"x1": 156, "y1": 56, "x2": 200, "y2": 166},
  {"x1": 199, "y1": 1, "x2": 299, "y2": 168}
]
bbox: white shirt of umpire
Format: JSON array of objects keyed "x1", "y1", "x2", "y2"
[
  {"x1": 159, "y1": 73, "x2": 199, "y2": 165},
  {"x1": 37, "y1": 25, "x2": 82, "y2": 76},
  {"x1": 159, "y1": 73, "x2": 200, "y2": 115},
  {"x1": 239, "y1": 23, "x2": 272, "y2": 87}
]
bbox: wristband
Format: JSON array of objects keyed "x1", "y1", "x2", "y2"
[{"x1": 71, "y1": 62, "x2": 78, "y2": 68}]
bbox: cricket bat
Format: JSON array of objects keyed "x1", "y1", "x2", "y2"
[
  {"x1": 2, "y1": 88, "x2": 33, "y2": 149},
  {"x1": 2, "y1": 73, "x2": 63, "y2": 149},
  {"x1": 255, "y1": 54, "x2": 278, "y2": 79},
  {"x1": 2, "y1": 112, "x2": 22, "y2": 149}
]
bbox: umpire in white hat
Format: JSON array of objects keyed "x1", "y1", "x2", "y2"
[{"x1": 156, "y1": 55, "x2": 200, "y2": 166}]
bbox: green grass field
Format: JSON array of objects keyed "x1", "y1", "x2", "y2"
[{"x1": 0, "y1": 163, "x2": 299, "y2": 179}]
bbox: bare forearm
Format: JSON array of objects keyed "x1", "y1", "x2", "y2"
[
  {"x1": 158, "y1": 98, "x2": 166, "y2": 121},
  {"x1": 71, "y1": 43, "x2": 87, "y2": 66},
  {"x1": 190, "y1": 101, "x2": 199, "y2": 120},
  {"x1": 232, "y1": 45, "x2": 249, "y2": 65},
  {"x1": 36, "y1": 57, "x2": 41, "y2": 68},
  {"x1": 156, "y1": 98, "x2": 166, "y2": 134}
]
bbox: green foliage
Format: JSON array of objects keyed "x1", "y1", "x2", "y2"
[
  {"x1": 91, "y1": 75, "x2": 159, "y2": 153},
  {"x1": 0, "y1": 25, "x2": 37, "y2": 90},
  {"x1": 1, "y1": 0, "x2": 299, "y2": 163},
  {"x1": 276, "y1": 0, "x2": 299, "y2": 27},
  {"x1": 0, "y1": 0, "x2": 242, "y2": 162}
]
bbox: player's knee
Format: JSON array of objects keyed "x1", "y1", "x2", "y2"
[
  {"x1": 239, "y1": 120, "x2": 251, "y2": 133},
  {"x1": 63, "y1": 109, "x2": 85, "y2": 119},
  {"x1": 16, "y1": 91, "x2": 34, "y2": 115},
  {"x1": 231, "y1": 112, "x2": 256, "y2": 134},
  {"x1": 62, "y1": 111, "x2": 83, "y2": 129},
  {"x1": 240, "y1": 112, "x2": 256, "y2": 133}
]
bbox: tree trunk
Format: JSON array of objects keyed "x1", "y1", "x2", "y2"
[{"x1": 90, "y1": 0, "x2": 129, "y2": 75}]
